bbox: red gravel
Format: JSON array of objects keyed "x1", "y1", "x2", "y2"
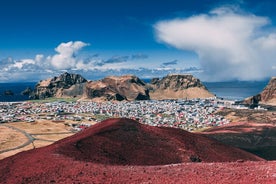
[{"x1": 0, "y1": 118, "x2": 275, "y2": 184}]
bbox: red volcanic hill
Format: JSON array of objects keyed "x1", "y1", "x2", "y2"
[
  {"x1": 56, "y1": 118, "x2": 262, "y2": 165},
  {"x1": 0, "y1": 118, "x2": 270, "y2": 184}
]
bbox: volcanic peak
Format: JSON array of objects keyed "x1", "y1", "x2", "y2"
[{"x1": 56, "y1": 118, "x2": 263, "y2": 166}]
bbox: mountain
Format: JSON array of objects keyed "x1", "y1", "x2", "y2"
[
  {"x1": 29, "y1": 73, "x2": 214, "y2": 101},
  {"x1": 244, "y1": 77, "x2": 276, "y2": 106},
  {"x1": 149, "y1": 74, "x2": 214, "y2": 100},
  {"x1": 83, "y1": 75, "x2": 150, "y2": 101},
  {"x1": 30, "y1": 72, "x2": 87, "y2": 99},
  {"x1": 0, "y1": 118, "x2": 266, "y2": 183}
]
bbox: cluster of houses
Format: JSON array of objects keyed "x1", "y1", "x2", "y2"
[{"x1": 0, "y1": 98, "x2": 236, "y2": 132}]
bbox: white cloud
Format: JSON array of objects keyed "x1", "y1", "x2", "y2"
[
  {"x1": 155, "y1": 6, "x2": 276, "y2": 81},
  {"x1": 50, "y1": 41, "x2": 89, "y2": 70},
  {"x1": 35, "y1": 54, "x2": 44, "y2": 62},
  {"x1": 14, "y1": 59, "x2": 36, "y2": 69}
]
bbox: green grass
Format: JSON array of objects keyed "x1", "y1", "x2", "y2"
[
  {"x1": 28, "y1": 97, "x2": 79, "y2": 103},
  {"x1": 92, "y1": 114, "x2": 113, "y2": 121}
]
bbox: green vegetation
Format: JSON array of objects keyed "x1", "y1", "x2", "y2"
[
  {"x1": 92, "y1": 114, "x2": 113, "y2": 122},
  {"x1": 29, "y1": 97, "x2": 79, "y2": 103}
]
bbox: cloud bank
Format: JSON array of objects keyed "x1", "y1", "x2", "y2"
[
  {"x1": 155, "y1": 6, "x2": 276, "y2": 81},
  {"x1": 2, "y1": 41, "x2": 196, "y2": 82}
]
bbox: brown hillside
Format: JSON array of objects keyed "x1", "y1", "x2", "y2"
[
  {"x1": 149, "y1": 74, "x2": 214, "y2": 100},
  {"x1": 84, "y1": 75, "x2": 149, "y2": 101},
  {"x1": 261, "y1": 77, "x2": 276, "y2": 105}
]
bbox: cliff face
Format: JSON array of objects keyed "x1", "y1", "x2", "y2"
[
  {"x1": 260, "y1": 77, "x2": 276, "y2": 104},
  {"x1": 30, "y1": 72, "x2": 87, "y2": 99},
  {"x1": 84, "y1": 75, "x2": 150, "y2": 101},
  {"x1": 149, "y1": 74, "x2": 214, "y2": 100},
  {"x1": 244, "y1": 77, "x2": 276, "y2": 106}
]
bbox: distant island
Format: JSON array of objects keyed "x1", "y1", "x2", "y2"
[{"x1": 4, "y1": 90, "x2": 14, "y2": 96}]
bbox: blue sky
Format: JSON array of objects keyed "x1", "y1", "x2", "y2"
[{"x1": 0, "y1": 0, "x2": 276, "y2": 82}]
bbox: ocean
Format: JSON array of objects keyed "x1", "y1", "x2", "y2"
[
  {"x1": 203, "y1": 81, "x2": 269, "y2": 101},
  {"x1": 0, "y1": 80, "x2": 269, "y2": 102},
  {"x1": 0, "y1": 82, "x2": 36, "y2": 102}
]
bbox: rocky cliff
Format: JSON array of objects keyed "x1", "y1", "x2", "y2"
[
  {"x1": 244, "y1": 77, "x2": 276, "y2": 106},
  {"x1": 149, "y1": 74, "x2": 214, "y2": 100},
  {"x1": 30, "y1": 72, "x2": 87, "y2": 99},
  {"x1": 260, "y1": 77, "x2": 276, "y2": 105},
  {"x1": 21, "y1": 87, "x2": 32, "y2": 96},
  {"x1": 83, "y1": 75, "x2": 150, "y2": 101}
]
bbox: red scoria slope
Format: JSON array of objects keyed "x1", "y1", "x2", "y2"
[
  {"x1": 56, "y1": 118, "x2": 262, "y2": 164},
  {"x1": 0, "y1": 118, "x2": 275, "y2": 184}
]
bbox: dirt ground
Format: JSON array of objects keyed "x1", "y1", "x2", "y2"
[
  {"x1": 0, "y1": 119, "x2": 77, "y2": 160},
  {"x1": 215, "y1": 108, "x2": 276, "y2": 124},
  {"x1": 0, "y1": 126, "x2": 27, "y2": 151}
]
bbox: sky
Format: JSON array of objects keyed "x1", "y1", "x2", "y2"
[{"x1": 0, "y1": 0, "x2": 276, "y2": 82}]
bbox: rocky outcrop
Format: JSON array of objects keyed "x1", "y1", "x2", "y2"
[
  {"x1": 149, "y1": 74, "x2": 214, "y2": 100},
  {"x1": 260, "y1": 77, "x2": 276, "y2": 104},
  {"x1": 3, "y1": 90, "x2": 14, "y2": 96},
  {"x1": 244, "y1": 77, "x2": 276, "y2": 106},
  {"x1": 21, "y1": 87, "x2": 33, "y2": 96},
  {"x1": 84, "y1": 75, "x2": 149, "y2": 101},
  {"x1": 30, "y1": 72, "x2": 87, "y2": 99}
]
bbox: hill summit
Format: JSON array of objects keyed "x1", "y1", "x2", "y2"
[
  {"x1": 0, "y1": 118, "x2": 267, "y2": 183},
  {"x1": 56, "y1": 118, "x2": 262, "y2": 165},
  {"x1": 30, "y1": 72, "x2": 87, "y2": 99},
  {"x1": 149, "y1": 74, "x2": 214, "y2": 100}
]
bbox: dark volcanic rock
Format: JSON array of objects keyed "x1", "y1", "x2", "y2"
[
  {"x1": 150, "y1": 77, "x2": 160, "y2": 85},
  {"x1": 62, "y1": 83, "x2": 86, "y2": 98},
  {"x1": 149, "y1": 74, "x2": 214, "y2": 100},
  {"x1": 21, "y1": 87, "x2": 33, "y2": 96},
  {"x1": 30, "y1": 72, "x2": 87, "y2": 99},
  {"x1": 84, "y1": 75, "x2": 149, "y2": 101}
]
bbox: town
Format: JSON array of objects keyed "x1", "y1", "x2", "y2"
[{"x1": 0, "y1": 98, "x2": 247, "y2": 132}]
